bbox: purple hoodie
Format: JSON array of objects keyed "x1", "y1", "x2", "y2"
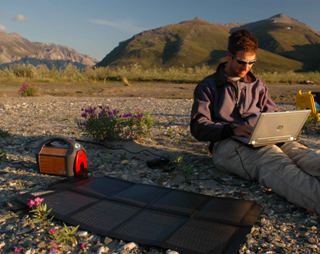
[{"x1": 190, "y1": 62, "x2": 279, "y2": 151}]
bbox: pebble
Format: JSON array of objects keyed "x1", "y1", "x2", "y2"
[
  {"x1": 104, "y1": 237, "x2": 113, "y2": 245},
  {"x1": 88, "y1": 234, "x2": 101, "y2": 243},
  {"x1": 166, "y1": 250, "x2": 179, "y2": 254},
  {"x1": 119, "y1": 242, "x2": 138, "y2": 252},
  {"x1": 0, "y1": 97, "x2": 319, "y2": 254},
  {"x1": 97, "y1": 246, "x2": 109, "y2": 254},
  {"x1": 247, "y1": 239, "x2": 256, "y2": 245},
  {"x1": 5, "y1": 225, "x2": 14, "y2": 230},
  {"x1": 76, "y1": 231, "x2": 88, "y2": 237},
  {"x1": 24, "y1": 250, "x2": 36, "y2": 254}
]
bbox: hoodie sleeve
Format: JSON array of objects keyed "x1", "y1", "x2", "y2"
[
  {"x1": 258, "y1": 80, "x2": 279, "y2": 112},
  {"x1": 190, "y1": 81, "x2": 234, "y2": 143}
]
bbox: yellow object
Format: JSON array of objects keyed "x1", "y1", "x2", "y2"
[{"x1": 296, "y1": 90, "x2": 320, "y2": 120}]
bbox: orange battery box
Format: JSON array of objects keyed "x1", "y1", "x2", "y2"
[{"x1": 35, "y1": 137, "x2": 87, "y2": 177}]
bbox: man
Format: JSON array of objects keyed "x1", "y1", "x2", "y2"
[{"x1": 190, "y1": 29, "x2": 320, "y2": 214}]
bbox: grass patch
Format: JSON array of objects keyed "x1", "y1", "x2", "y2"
[
  {"x1": 0, "y1": 151, "x2": 7, "y2": 161},
  {"x1": 0, "y1": 129, "x2": 9, "y2": 138}
]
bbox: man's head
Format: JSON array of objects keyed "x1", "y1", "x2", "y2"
[{"x1": 224, "y1": 29, "x2": 258, "y2": 78}]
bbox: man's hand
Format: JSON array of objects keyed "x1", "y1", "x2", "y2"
[{"x1": 232, "y1": 124, "x2": 254, "y2": 137}]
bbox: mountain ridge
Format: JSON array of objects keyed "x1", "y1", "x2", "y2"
[
  {"x1": 0, "y1": 32, "x2": 98, "y2": 69},
  {"x1": 1, "y1": 14, "x2": 319, "y2": 72}
]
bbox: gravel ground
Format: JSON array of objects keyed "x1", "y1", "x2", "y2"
[{"x1": 0, "y1": 96, "x2": 320, "y2": 254}]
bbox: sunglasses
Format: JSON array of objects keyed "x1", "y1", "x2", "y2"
[{"x1": 231, "y1": 53, "x2": 256, "y2": 65}]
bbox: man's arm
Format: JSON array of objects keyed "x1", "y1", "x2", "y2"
[
  {"x1": 258, "y1": 80, "x2": 279, "y2": 113},
  {"x1": 190, "y1": 82, "x2": 234, "y2": 143}
]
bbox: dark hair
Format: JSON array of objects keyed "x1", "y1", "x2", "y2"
[{"x1": 228, "y1": 29, "x2": 258, "y2": 55}]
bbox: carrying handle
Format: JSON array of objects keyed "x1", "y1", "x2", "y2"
[{"x1": 41, "y1": 137, "x2": 74, "y2": 151}]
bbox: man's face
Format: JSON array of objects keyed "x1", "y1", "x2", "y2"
[{"x1": 226, "y1": 50, "x2": 257, "y2": 78}]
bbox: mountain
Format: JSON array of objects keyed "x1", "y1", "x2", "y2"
[
  {"x1": 97, "y1": 14, "x2": 319, "y2": 72},
  {"x1": 229, "y1": 14, "x2": 320, "y2": 71},
  {"x1": 0, "y1": 32, "x2": 98, "y2": 69},
  {"x1": 97, "y1": 17, "x2": 230, "y2": 69}
]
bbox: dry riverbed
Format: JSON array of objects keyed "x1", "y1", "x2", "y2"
[{"x1": 0, "y1": 84, "x2": 320, "y2": 253}]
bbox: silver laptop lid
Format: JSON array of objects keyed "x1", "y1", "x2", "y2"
[{"x1": 248, "y1": 110, "x2": 311, "y2": 146}]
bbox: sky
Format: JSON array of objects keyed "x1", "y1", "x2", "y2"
[{"x1": 0, "y1": 0, "x2": 319, "y2": 61}]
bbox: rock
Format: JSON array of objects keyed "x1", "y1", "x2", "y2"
[
  {"x1": 103, "y1": 237, "x2": 113, "y2": 245},
  {"x1": 19, "y1": 218, "x2": 29, "y2": 228},
  {"x1": 7, "y1": 200, "x2": 26, "y2": 211},
  {"x1": 5, "y1": 224, "x2": 14, "y2": 231},
  {"x1": 24, "y1": 249, "x2": 36, "y2": 254},
  {"x1": 119, "y1": 242, "x2": 138, "y2": 252},
  {"x1": 247, "y1": 238, "x2": 256, "y2": 245},
  {"x1": 0, "y1": 241, "x2": 5, "y2": 249},
  {"x1": 76, "y1": 231, "x2": 88, "y2": 237},
  {"x1": 273, "y1": 242, "x2": 286, "y2": 248},
  {"x1": 96, "y1": 246, "x2": 109, "y2": 254},
  {"x1": 280, "y1": 226, "x2": 287, "y2": 232},
  {"x1": 310, "y1": 215, "x2": 317, "y2": 220},
  {"x1": 37, "y1": 241, "x2": 46, "y2": 249},
  {"x1": 166, "y1": 250, "x2": 179, "y2": 254},
  {"x1": 88, "y1": 235, "x2": 101, "y2": 243}
]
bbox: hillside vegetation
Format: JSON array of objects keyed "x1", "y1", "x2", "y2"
[
  {"x1": 97, "y1": 14, "x2": 320, "y2": 72},
  {"x1": 1, "y1": 63, "x2": 319, "y2": 84},
  {"x1": 97, "y1": 18, "x2": 230, "y2": 69}
]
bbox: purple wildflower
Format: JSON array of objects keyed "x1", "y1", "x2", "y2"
[
  {"x1": 34, "y1": 197, "x2": 44, "y2": 206},
  {"x1": 27, "y1": 199, "x2": 35, "y2": 207},
  {"x1": 14, "y1": 247, "x2": 22, "y2": 253},
  {"x1": 50, "y1": 246, "x2": 61, "y2": 251}
]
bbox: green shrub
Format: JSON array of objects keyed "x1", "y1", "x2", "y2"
[
  {"x1": 124, "y1": 110, "x2": 156, "y2": 139},
  {"x1": 18, "y1": 83, "x2": 40, "y2": 96},
  {"x1": 78, "y1": 106, "x2": 156, "y2": 141},
  {"x1": 0, "y1": 151, "x2": 7, "y2": 161}
]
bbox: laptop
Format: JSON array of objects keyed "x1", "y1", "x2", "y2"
[{"x1": 232, "y1": 110, "x2": 311, "y2": 147}]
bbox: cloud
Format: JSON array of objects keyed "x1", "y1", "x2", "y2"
[
  {"x1": 0, "y1": 13, "x2": 8, "y2": 16},
  {"x1": 11, "y1": 14, "x2": 29, "y2": 21},
  {"x1": 89, "y1": 19, "x2": 147, "y2": 34},
  {"x1": 0, "y1": 24, "x2": 6, "y2": 31}
]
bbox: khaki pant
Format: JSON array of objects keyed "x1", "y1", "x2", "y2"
[{"x1": 212, "y1": 139, "x2": 320, "y2": 214}]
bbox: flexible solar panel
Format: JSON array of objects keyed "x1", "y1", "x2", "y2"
[{"x1": 17, "y1": 176, "x2": 262, "y2": 254}]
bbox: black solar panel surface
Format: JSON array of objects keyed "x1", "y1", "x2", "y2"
[{"x1": 17, "y1": 176, "x2": 262, "y2": 254}]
